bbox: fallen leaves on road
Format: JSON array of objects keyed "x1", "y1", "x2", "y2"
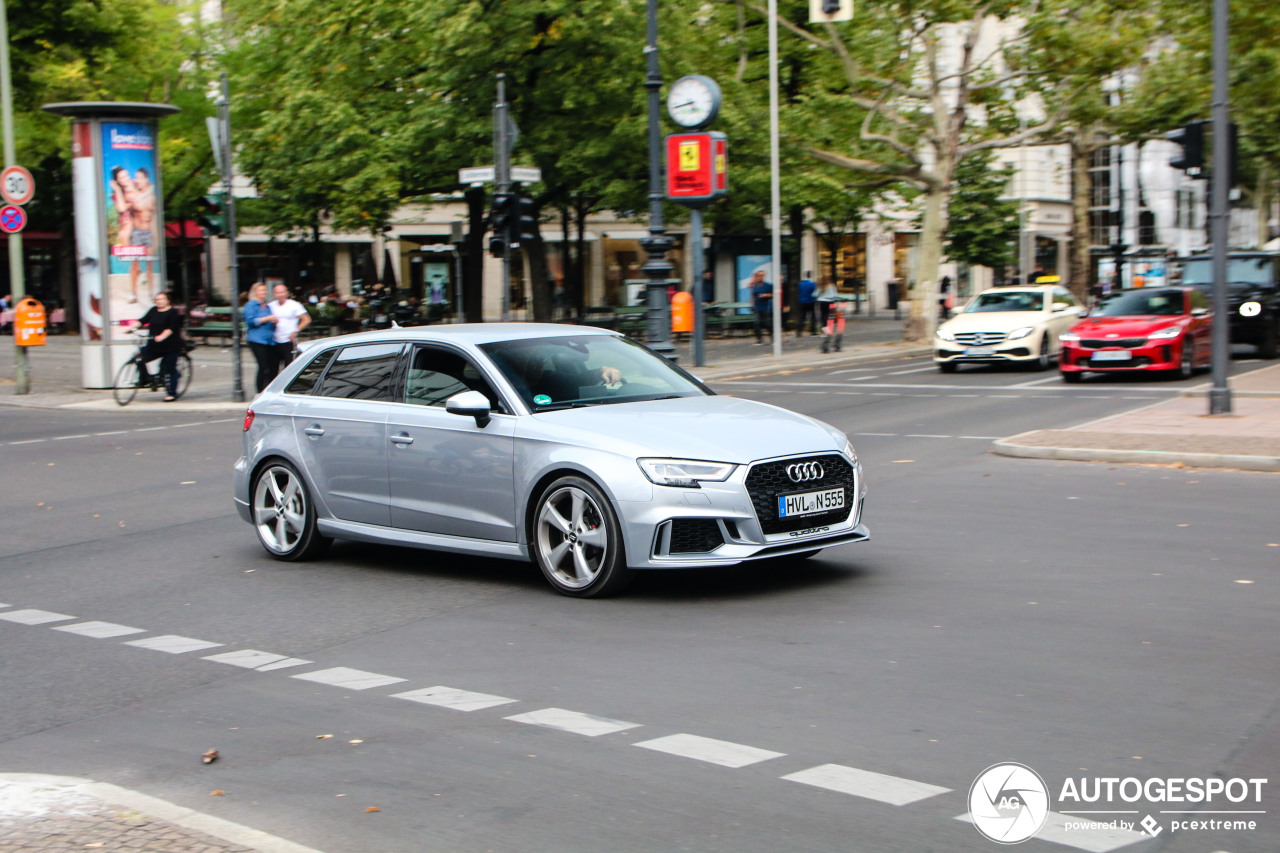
[
  {"x1": 349, "y1": 739, "x2": 363, "y2": 744},
  {"x1": 202, "y1": 749, "x2": 219, "y2": 764},
  {"x1": 365, "y1": 806, "x2": 381, "y2": 813},
  {"x1": 316, "y1": 734, "x2": 333, "y2": 739},
  {"x1": 210, "y1": 790, "x2": 225, "y2": 796},
  {"x1": 891, "y1": 460, "x2": 915, "y2": 464}
]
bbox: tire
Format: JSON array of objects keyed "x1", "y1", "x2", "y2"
[
  {"x1": 251, "y1": 461, "x2": 331, "y2": 561},
  {"x1": 1258, "y1": 321, "x2": 1279, "y2": 359},
  {"x1": 531, "y1": 475, "x2": 632, "y2": 598},
  {"x1": 1060, "y1": 370, "x2": 1082, "y2": 383},
  {"x1": 113, "y1": 358, "x2": 141, "y2": 406},
  {"x1": 1173, "y1": 340, "x2": 1194, "y2": 380},
  {"x1": 938, "y1": 361, "x2": 958, "y2": 374},
  {"x1": 172, "y1": 353, "x2": 193, "y2": 399},
  {"x1": 1034, "y1": 334, "x2": 1052, "y2": 370}
]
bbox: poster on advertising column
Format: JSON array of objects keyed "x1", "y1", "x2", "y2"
[{"x1": 102, "y1": 121, "x2": 164, "y2": 339}]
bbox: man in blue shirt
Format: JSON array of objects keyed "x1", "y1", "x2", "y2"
[
  {"x1": 797, "y1": 270, "x2": 817, "y2": 337},
  {"x1": 749, "y1": 270, "x2": 773, "y2": 344}
]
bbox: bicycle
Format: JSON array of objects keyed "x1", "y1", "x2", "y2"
[{"x1": 112, "y1": 329, "x2": 194, "y2": 406}]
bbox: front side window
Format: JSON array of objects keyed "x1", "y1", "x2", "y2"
[
  {"x1": 966, "y1": 291, "x2": 1044, "y2": 313},
  {"x1": 315, "y1": 343, "x2": 404, "y2": 401},
  {"x1": 481, "y1": 334, "x2": 710, "y2": 410},
  {"x1": 405, "y1": 346, "x2": 505, "y2": 411}
]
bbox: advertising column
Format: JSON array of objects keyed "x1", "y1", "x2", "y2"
[{"x1": 42, "y1": 102, "x2": 180, "y2": 387}]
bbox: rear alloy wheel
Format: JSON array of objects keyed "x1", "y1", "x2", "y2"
[
  {"x1": 251, "y1": 461, "x2": 330, "y2": 561},
  {"x1": 1034, "y1": 334, "x2": 1052, "y2": 370},
  {"x1": 533, "y1": 476, "x2": 632, "y2": 597}
]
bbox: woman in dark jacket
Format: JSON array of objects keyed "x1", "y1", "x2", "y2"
[{"x1": 137, "y1": 291, "x2": 184, "y2": 401}]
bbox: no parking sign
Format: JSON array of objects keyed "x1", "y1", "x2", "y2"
[{"x1": 0, "y1": 204, "x2": 26, "y2": 233}]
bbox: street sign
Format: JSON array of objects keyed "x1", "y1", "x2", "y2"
[
  {"x1": 0, "y1": 204, "x2": 27, "y2": 233},
  {"x1": 1, "y1": 166, "x2": 35, "y2": 205},
  {"x1": 665, "y1": 132, "x2": 728, "y2": 207},
  {"x1": 511, "y1": 166, "x2": 542, "y2": 184},
  {"x1": 459, "y1": 166, "x2": 496, "y2": 184},
  {"x1": 206, "y1": 116, "x2": 229, "y2": 179}
]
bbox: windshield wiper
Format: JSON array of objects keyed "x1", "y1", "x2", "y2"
[{"x1": 533, "y1": 401, "x2": 595, "y2": 411}]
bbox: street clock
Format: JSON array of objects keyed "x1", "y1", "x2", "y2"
[{"x1": 667, "y1": 75, "x2": 722, "y2": 129}]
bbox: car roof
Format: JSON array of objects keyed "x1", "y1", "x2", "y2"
[
  {"x1": 298, "y1": 323, "x2": 621, "y2": 353},
  {"x1": 978, "y1": 285, "x2": 1059, "y2": 294}
]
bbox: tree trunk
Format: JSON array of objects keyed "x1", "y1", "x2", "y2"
[
  {"x1": 463, "y1": 186, "x2": 486, "y2": 323},
  {"x1": 787, "y1": 204, "x2": 804, "y2": 328},
  {"x1": 526, "y1": 203, "x2": 552, "y2": 322},
  {"x1": 904, "y1": 183, "x2": 949, "y2": 342},
  {"x1": 1069, "y1": 135, "x2": 1096, "y2": 303}
]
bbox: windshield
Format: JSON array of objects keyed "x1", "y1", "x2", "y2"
[
  {"x1": 1093, "y1": 290, "x2": 1185, "y2": 317},
  {"x1": 481, "y1": 334, "x2": 710, "y2": 411},
  {"x1": 965, "y1": 291, "x2": 1044, "y2": 313},
  {"x1": 1181, "y1": 258, "x2": 1275, "y2": 288}
]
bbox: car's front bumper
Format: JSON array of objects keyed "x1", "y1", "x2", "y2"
[
  {"x1": 616, "y1": 455, "x2": 868, "y2": 569},
  {"x1": 1060, "y1": 341, "x2": 1179, "y2": 372},
  {"x1": 934, "y1": 340, "x2": 1039, "y2": 364}
]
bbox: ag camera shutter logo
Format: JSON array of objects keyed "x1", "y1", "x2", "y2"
[{"x1": 969, "y1": 763, "x2": 1051, "y2": 844}]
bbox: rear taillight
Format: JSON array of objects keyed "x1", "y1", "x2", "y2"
[{"x1": 243, "y1": 409, "x2": 255, "y2": 432}]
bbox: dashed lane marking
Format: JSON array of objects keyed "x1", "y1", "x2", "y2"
[
  {"x1": 506, "y1": 708, "x2": 641, "y2": 737},
  {"x1": 3, "y1": 418, "x2": 238, "y2": 447},
  {"x1": 0, "y1": 609, "x2": 76, "y2": 625},
  {"x1": 291, "y1": 666, "x2": 408, "y2": 691},
  {"x1": 123, "y1": 635, "x2": 224, "y2": 654},
  {"x1": 634, "y1": 733, "x2": 785, "y2": 768},
  {"x1": 53, "y1": 621, "x2": 146, "y2": 639},
  {"x1": 394, "y1": 686, "x2": 519, "y2": 712},
  {"x1": 782, "y1": 764, "x2": 951, "y2": 805},
  {"x1": 52, "y1": 434, "x2": 91, "y2": 440},
  {"x1": 203, "y1": 649, "x2": 312, "y2": 671}
]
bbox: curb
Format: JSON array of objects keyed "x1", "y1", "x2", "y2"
[
  {"x1": 992, "y1": 433, "x2": 1280, "y2": 472},
  {"x1": 0, "y1": 773, "x2": 324, "y2": 853}
]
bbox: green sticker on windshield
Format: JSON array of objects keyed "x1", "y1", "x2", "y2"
[{"x1": 534, "y1": 394, "x2": 552, "y2": 406}]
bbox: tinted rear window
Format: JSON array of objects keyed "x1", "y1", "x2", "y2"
[
  {"x1": 315, "y1": 343, "x2": 404, "y2": 401},
  {"x1": 285, "y1": 350, "x2": 335, "y2": 395}
]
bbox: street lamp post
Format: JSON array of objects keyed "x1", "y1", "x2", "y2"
[{"x1": 641, "y1": 0, "x2": 676, "y2": 358}]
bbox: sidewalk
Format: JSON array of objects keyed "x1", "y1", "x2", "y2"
[
  {"x1": 994, "y1": 362, "x2": 1280, "y2": 472},
  {"x1": 0, "y1": 773, "x2": 321, "y2": 853},
  {"x1": 0, "y1": 317, "x2": 924, "y2": 413}
]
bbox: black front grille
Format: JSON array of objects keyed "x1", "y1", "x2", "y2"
[
  {"x1": 745, "y1": 454, "x2": 855, "y2": 535},
  {"x1": 668, "y1": 519, "x2": 724, "y2": 554},
  {"x1": 1080, "y1": 338, "x2": 1146, "y2": 349}
]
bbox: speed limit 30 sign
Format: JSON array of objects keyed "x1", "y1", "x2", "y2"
[{"x1": 1, "y1": 166, "x2": 35, "y2": 206}]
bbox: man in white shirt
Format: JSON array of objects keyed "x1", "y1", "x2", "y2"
[{"x1": 270, "y1": 284, "x2": 310, "y2": 366}]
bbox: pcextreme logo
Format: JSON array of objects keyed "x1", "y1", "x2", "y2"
[{"x1": 968, "y1": 763, "x2": 1269, "y2": 845}]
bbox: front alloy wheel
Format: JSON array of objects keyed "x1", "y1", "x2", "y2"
[
  {"x1": 251, "y1": 461, "x2": 330, "y2": 561},
  {"x1": 533, "y1": 476, "x2": 632, "y2": 597}
]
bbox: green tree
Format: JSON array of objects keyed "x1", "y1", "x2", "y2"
[{"x1": 945, "y1": 151, "x2": 1018, "y2": 273}]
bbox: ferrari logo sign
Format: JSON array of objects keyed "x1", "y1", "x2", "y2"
[{"x1": 666, "y1": 132, "x2": 728, "y2": 208}]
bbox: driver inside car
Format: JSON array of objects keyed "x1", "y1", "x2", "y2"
[{"x1": 506, "y1": 345, "x2": 622, "y2": 404}]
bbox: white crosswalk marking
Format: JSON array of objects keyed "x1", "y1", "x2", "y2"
[
  {"x1": 290, "y1": 667, "x2": 407, "y2": 690},
  {"x1": 505, "y1": 708, "x2": 640, "y2": 736},
  {"x1": 54, "y1": 621, "x2": 145, "y2": 639},
  {"x1": 124, "y1": 635, "x2": 224, "y2": 654},
  {"x1": 394, "y1": 686, "x2": 518, "y2": 712},
  {"x1": 203, "y1": 650, "x2": 310, "y2": 670},
  {"x1": 0, "y1": 609, "x2": 75, "y2": 625},
  {"x1": 254, "y1": 657, "x2": 313, "y2": 672},
  {"x1": 633, "y1": 734, "x2": 784, "y2": 768},
  {"x1": 955, "y1": 811, "x2": 1150, "y2": 851},
  {"x1": 782, "y1": 764, "x2": 950, "y2": 805}
]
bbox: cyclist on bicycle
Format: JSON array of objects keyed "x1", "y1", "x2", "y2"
[{"x1": 136, "y1": 291, "x2": 185, "y2": 401}]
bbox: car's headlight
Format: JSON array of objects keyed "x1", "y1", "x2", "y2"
[
  {"x1": 1240, "y1": 301, "x2": 1262, "y2": 317},
  {"x1": 638, "y1": 458, "x2": 737, "y2": 488},
  {"x1": 936, "y1": 328, "x2": 956, "y2": 342},
  {"x1": 1148, "y1": 326, "x2": 1182, "y2": 340},
  {"x1": 842, "y1": 439, "x2": 858, "y2": 465},
  {"x1": 1006, "y1": 326, "x2": 1035, "y2": 340},
  {"x1": 1058, "y1": 332, "x2": 1080, "y2": 342}
]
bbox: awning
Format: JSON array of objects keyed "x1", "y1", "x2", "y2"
[{"x1": 165, "y1": 220, "x2": 205, "y2": 241}]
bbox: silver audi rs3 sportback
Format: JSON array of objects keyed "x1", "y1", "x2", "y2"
[{"x1": 234, "y1": 324, "x2": 868, "y2": 597}]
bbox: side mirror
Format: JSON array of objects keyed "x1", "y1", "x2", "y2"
[
  {"x1": 1191, "y1": 307, "x2": 1210, "y2": 316},
  {"x1": 445, "y1": 390, "x2": 492, "y2": 427},
  {"x1": 1052, "y1": 303, "x2": 1067, "y2": 312}
]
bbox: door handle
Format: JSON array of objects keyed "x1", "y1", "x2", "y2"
[
  {"x1": 304, "y1": 426, "x2": 325, "y2": 437},
  {"x1": 390, "y1": 433, "x2": 414, "y2": 446}
]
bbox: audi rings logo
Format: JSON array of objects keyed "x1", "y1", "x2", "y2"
[
  {"x1": 969, "y1": 763, "x2": 1051, "y2": 844},
  {"x1": 786, "y1": 461, "x2": 825, "y2": 482}
]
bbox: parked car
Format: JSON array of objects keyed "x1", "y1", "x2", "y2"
[
  {"x1": 1058, "y1": 287, "x2": 1212, "y2": 382},
  {"x1": 934, "y1": 285, "x2": 1084, "y2": 372},
  {"x1": 1178, "y1": 252, "x2": 1280, "y2": 358},
  {"x1": 233, "y1": 325, "x2": 868, "y2": 597}
]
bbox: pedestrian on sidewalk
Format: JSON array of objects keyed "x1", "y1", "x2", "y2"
[
  {"x1": 137, "y1": 291, "x2": 184, "y2": 401},
  {"x1": 269, "y1": 284, "x2": 310, "y2": 368},
  {"x1": 797, "y1": 271, "x2": 818, "y2": 337},
  {"x1": 816, "y1": 279, "x2": 837, "y2": 331},
  {"x1": 750, "y1": 270, "x2": 773, "y2": 345},
  {"x1": 243, "y1": 282, "x2": 279, "y2": 392},
  {"x1": 821, "y1": 300, "x2": 845, "y2": 353}
]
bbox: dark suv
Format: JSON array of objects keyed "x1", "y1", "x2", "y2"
[{"x1": 1178, "y1": 253, "x2": 1280, "y2": 358}]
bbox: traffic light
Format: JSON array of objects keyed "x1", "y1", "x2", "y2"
[
  {"x1": 511, "y1": 195, "x2": 537, "y2": 248},
  {"x1": 1167, "y1": 121, "x2": 1204, "y2": 176},
  {"x1": 488, "y1": 193, "x2": 513, "y2": 257},
  {"x1": 195, "y1": 191, "x2": 227, "y2": 237}
]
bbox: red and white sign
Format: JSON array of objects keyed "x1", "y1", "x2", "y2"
[
  {"x1": 1, "y1": 165, "x2": 34, "y2": 206},
  {"x1": 0, "y1": 204, "x2": 27, "y2": 233},
  {"x1": 665, "y1": 132, "x2": 728, "y2": 207}
]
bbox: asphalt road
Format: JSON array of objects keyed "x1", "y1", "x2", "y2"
[{"x1": 0, "y1": 354, "x2": 1276, "y2": 853}]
